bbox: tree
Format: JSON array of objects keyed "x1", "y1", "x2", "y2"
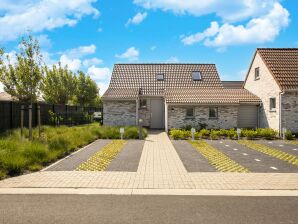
[
  {"x1": 75, "y1": 71, "x2": 100, "y2": 107},
  {"x1": 0, "y1": 34, "x2": 43, "y2": 103},
  {"x1": 42, "y1": 63, "x2": 77, "y2": 104}
]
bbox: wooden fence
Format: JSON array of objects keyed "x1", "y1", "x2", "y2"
[{"x1": 0, "y1": 101, "x2": 103, "y2": 133}]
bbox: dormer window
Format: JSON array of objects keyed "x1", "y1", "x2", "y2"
[
  {"x1": 192, "y1": 71, "x2": 202, "y2": 81},
  {"x1": 156, "y1": 73, "x2": 164, "y2": 81}
]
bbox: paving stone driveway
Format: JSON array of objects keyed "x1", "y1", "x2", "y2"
[{"x1": 0, "y1": 132, "x2": 298, "y2": 190}]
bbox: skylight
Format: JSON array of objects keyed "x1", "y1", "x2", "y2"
[
  {"x1": 156, "y1": 73, "x2": 164, "y2": 81},
  {"x1": 192, "y1": 71, "x2": 202, "y2": 81}
]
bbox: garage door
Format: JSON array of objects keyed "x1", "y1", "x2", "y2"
[{"x1": 238, "y1": 105, "x2": 258, "y2": 128}]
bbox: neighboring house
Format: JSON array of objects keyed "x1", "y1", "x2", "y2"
[
  {"x1": 222, "y1": 81, "x2": 244, "y2": 89},
  {"x1": 102, "y1": 64, "x2": 261, "y2": 131},
  {"x1": 244, "y1": 48, "x2": 298, "y2": 133}
]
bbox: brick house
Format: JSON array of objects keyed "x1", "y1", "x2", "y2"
[
  {"x1": 102, "y1": 64, "x2": 261, "y2": 131},
  {"x1": 243, "y1": 48, "x2": 298, "y2": 133}
]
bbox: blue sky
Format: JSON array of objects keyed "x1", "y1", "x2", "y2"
[{"x1": 0, "y1": 0, "x2": 297, "y2": 95}]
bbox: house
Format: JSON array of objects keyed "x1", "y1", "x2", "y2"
[
  {"x1": 243, "y1": 48, "x2": 298, "y2": 133},
  {"x1": 102, "y1": 64, "x2": 261, "y2": 131},
  {"x1": 0, "y1": 92, "x2": 44, "y2": 102}
]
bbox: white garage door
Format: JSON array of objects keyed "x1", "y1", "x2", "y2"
[{"x1": 238, "y1": 105, "x2": 258, "y2": 128}]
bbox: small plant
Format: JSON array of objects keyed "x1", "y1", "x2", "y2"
[
  {"x1": 256, "y1": 128, "x2": 277, "y2": 140},
  {"x1": 241, "y1": 129, "x2": 257, "y2": 140},
  {"x1": 48, "y1": 110, "x2": 63, "y2": 126},
  {"x1": 170, "y1": 129, "x2": 191, "y2": 140},
  {"x1": 199, "y1": 129, "x2": 210, "y2": 138},
  {"x1": 285, "y1": 130, "x2": 294, "y2": 140},
  {"x1": 210, "y1": 130, "x2": 220, "y2": 140}
]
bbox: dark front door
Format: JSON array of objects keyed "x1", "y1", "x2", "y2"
[{"x1": 150, "y1": 99, "x2": 164, "y2": 129}]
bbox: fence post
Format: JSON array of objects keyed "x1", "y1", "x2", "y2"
[
  {"x1": 21, "y1": 105, "x2": 24, "y2": 137},
  {"x1": 37, "y1": 105, "x2": 41, "y2": 138},
  {"x1": 65, "y1": 105, "x2": 68, "y2": 125},
  {"x1": 28, "y1": 105, "x2": 32, "y2": 140}
]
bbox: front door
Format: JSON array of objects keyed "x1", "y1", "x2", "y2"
[{"x1": 150, "y1": 99, "x2": 164, "y2": 129}]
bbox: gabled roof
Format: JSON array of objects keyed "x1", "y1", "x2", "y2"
[
  {"x1": 249, "y1": 48, "x2": 298, "y2": 90},
  {"x1": 102, "y1": 63, "x2": 223, "y2": 99},
  {"x1": 165, "y1": 89, "x2": 261, "y2": 104}
]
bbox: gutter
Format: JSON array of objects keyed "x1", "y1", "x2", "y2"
[{"x1": 279, "y1": 91, "x2": 285, "y2": 136}]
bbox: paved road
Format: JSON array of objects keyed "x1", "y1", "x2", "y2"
[{"x1": 0, "y1": 194, "x2": 297, "y2": 224}]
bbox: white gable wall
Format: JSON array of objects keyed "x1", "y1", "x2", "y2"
[{"x1": 244, "y1": 52, "x2": 281, "y2": 131}]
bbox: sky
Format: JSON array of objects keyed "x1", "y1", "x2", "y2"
[{"x1": 0, "y1": 0, "x2": 297, "y2": 95}]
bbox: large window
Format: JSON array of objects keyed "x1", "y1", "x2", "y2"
[
  {"x1": 139, "y1": 99, "x2": 147, "y2": 109},
  {"x1": 255, "y1": 67, "x2": 260, "y2": 80},
  {"x1": 209, "y1": 107, "x2": 218, "y2": 119},
  {"x1": 156, "y1": 73, "x2": 164, "y2": 81},
  {"x1": 270, "y1": 98, "x2": 276, "y2": 111},
  {"x1": 186, "y1": 108, "x2": 194, "y2": 117},
  {"x1": 192, "y1": 71, "x2": 202, "y2": 81}
]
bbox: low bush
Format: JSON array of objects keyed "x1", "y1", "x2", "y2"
[
  {"x1": 170, "y1": 129, "x2": 191, "y2": 140},
  {"x1": 210, "y1": 130, "x2": 220, "y2": 140},
  {"x1": 199, "y1": 129, "x2": 210, "y2": 138},
  {"x1": 0, "y1": 123, "x2": 147, "y2": 178},
  {"x1": 285, "y1": 130, "x2": 294, "y2": 140},
  {"x1": 241, "y1": 129, "x2": 257, "y2": 140},
  {"x1": 256, "y1": 128, "x2": 277, "y2": 140}
]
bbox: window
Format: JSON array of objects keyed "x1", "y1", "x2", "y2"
[
  {"x1": 255, "y1": 67, "x2": 260, "y2": 80},
  {"x1": 156, "y1": 73, "x2": 164, "y2": 81},
  {"x1": 139, "y1": 99, "x2": 147, "y2": 109},
  {"x1": 270, "y1": 98, "x2": 276, "y2": 111},
  {"x1": 186, "y1": 108, "x2": 194, "y2": 117},
  {"x1": 209, "y1": 107, "x2": 218, "y2": 119},
  {"x1": 192, "y1": 71, "x2": 202, "y2": 81}
]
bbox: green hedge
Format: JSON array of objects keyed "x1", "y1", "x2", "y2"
[
  {"x1": 170, "y1": 128, "x2": 278, "y2": 140},
  {"x1": 0, "y1": 124, "x2": 147, "y2": 179}
]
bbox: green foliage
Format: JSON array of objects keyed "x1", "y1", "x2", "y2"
[
  {"x1": 0, "y1": 34, "x2": 43, "y2": 103},
  {"x1": 199, "y1": 129, "x2": 210, "y2": 138},
  {"x1": 210, "y1": 130, "x2": 220, "y2": 140},
  {"x1": 74, "y1": 71, "x2": 101, "y2": 107},
  {"x1": 169, "y1": 129, "x2": 191, "y2": 140},
  {"x1": 241, "y1": 129, "x2": 257, "y2": 140},
  {"x1": 42, "y1": 63, "x2": 77, "y2": 104},
  {"x1": 0, "y1": 123, "x2": 147, "y2": 178},
  {"x1": 48, "y1": 110, "x2": 63, "y2": 125},
  {"x1": 285, "y1": 130, "x2": 294, "y2": 140}
]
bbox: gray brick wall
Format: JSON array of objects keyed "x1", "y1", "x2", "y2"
[
  {"x1": 103, "y1": 101, "x2": 136, "y2": 126},
  {"x1": 168, "y1": 106, "x2": 238, "y2": 130},
  {"x1": 139, "y1": 99, "x2": 151, "y2": 127},
  {"x1": 281, "y1": 92, "x2": 298, "y2": 132}
]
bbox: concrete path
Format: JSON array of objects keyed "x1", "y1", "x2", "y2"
[{"x1": 0, "y1": 133, "x2": 298, "y2": 191}]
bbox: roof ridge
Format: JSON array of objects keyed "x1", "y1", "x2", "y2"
[
  {"x1": 257, "y1": 48, "x2": 298, "y2": 50},
  {"x1": 114, "y1": 63, "x2": 216, "y2": 65}
]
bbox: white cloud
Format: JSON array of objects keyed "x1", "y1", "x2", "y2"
[
  {"x1": 65, "y1": 44, "x2": 96, "y2": 59},
  {"x1": 87, "y1": 66, "x2": 111, "y2": 81},
  {"x1": 83, "y1": 57, "x2": 103, "y2": 67},
  {"x1": 0, "y1": 0, "x2": 99, "y2": 42},
  {"x1": 182, "y1": 3, "x2": 289, "y2": 47},
  {"x1": 166, "y1": 57, "x2": 179, "y2": 63},
  {"x1": 97, "y1": 27, "x2": 103, "y2": 32},
  {"x1": 150, "y1": 46, "x2": 157, "y2": 51},
  {"x1": 182, "y1": 22, "x2": 219, "y2": 45},
  {"x1": 126, "y1": 12, "x2": 148, "y2": 26},
  {"x1": 116, "y1": 47, "x2": 139, "y2": 61},
  {"x1": 97, "y1": 82, "x2": 109, "y2": 96},
  {"x1": 134, "y1": 0, "x2": 280, "y2": 22},
  {"x1": 60, "y1": 54, "x2": 81, "y2": 71}
]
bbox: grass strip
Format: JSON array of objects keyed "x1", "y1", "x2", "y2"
[
  {"x1": 76, "y1": 140, "x2": 127, "y2": 171},
  {"x1": 238, "y1": 140, "x2": 298, "y2": 166},
  {"x1": 188, "y1": 140, "x2": 249, "y2": 173}
]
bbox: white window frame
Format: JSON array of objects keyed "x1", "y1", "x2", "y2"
[
  {"x1": 255, "y1": 67, "x2": 260, "y2": 80},
  {"x1": 269, "y1": 97, "x2": 276, "y2": 111}
]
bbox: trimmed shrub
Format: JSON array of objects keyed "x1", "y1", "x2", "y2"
[
  {"x1": 170, "y1": 129, "x2": 191, "y2": 140},
  {"x1": 210, "y1": 130, "x2": 220, "y2": 140},
  {"x1": 199, "y1": 129, "x2": 210, "y2": 138},
  {"x1": 241, "y1": 129, "x2": 257, "y2": 140},
  {"x1": 285, "y1": 130, "x2": 294, "y2": 140},
  {"x1": 256, "y1": 128, "x2": 277, "y2": 140}
]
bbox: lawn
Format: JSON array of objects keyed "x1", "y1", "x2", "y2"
[{"x1": 0, "y1": 123, "x2": 147, "y2": 179}]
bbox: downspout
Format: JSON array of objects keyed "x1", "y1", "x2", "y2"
[
  {"x1": 165, "y1": 101, "x2": 168, "y2": 133},
  {"x1": 279, "y1": 91, "x2": 285, "y2": 136}
]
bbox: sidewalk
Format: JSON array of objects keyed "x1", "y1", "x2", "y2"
[{"x1": 0, "y1": 132, "x2": 298, "y2": 191}]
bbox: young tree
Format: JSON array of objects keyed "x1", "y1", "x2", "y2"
[
  {"x1": 75, "y1": 71, "x2": 100, "y2": 107},
  {"x1": 0, "y1": 35, "x2": 43, "y2": 104},
  {"x1": 42, "y1": 63, "x2": 77, "y2": 104}
]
